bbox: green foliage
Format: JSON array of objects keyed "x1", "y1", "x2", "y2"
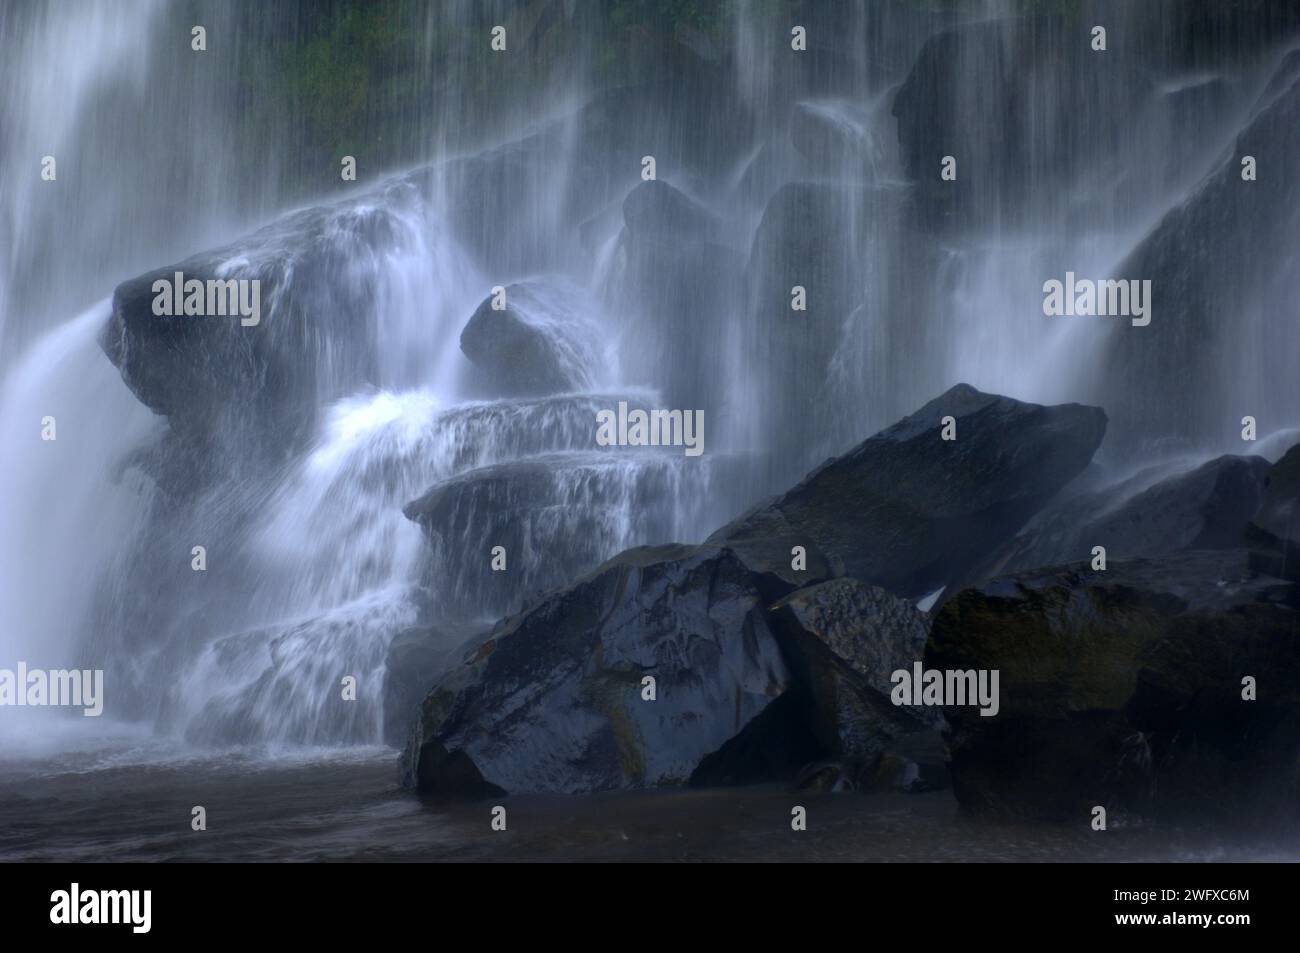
[{"x1": 278, "y1": 0, "x2": 421, "y2": 159}]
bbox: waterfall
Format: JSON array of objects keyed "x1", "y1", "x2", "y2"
[
  {"x1": 0, "y1": 303, "x2": 159, "y2": 748},
  {"x1": 3, "y1": 0, "x2": 1299, "y2": 757}
]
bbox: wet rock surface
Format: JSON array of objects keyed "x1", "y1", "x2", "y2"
[{"x1": 927, "y1": 549, "x2": 1300, "y2": 827}]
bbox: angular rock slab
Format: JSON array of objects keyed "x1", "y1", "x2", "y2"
[
  {"x1": 1002, "y1": 453, "x2": 1270, "y2": 574},
  {"x1": 710, "y1": 383, "x2": 1107, "y2": 602},
  {"x1": 401, "y1": 544, "x2": 797, "y2": 795},
  {"x1": 695, "y1": 577, "x2": 938, "y2": 790},
  {"x1": 771, "y1": 577, "x2": 930, "y2": 700}
]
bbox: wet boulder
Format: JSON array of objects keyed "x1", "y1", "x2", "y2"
[
  {"x1": 695, "y1": 576, "x2": 939, "y2": 790},
  {"x1": 746, "y1": 180, "x2": 869, "y2": 360},
  {"x1": 397, "y1": 541, "x2": 943, "y2": 796},
  {"x1": 1001, "y1": 453, "x2": 1270, "y2": 574},
  {"x1": 458, "y1": 278, "x2": 601, "y2": 397},
  {"x1": 573, "y1": 57, "x2": 757, "y2": 182},
  {"x1": 709, "y1": 383, "x2": 1107, "y2": 602},
  {"x1": 768, "y1": 612, "x2": 935, "y2": 786},
  {"x1": 426, "y1": 128, "x2": 609, "y2": 276},
  {"x1": 101, "y1": 192, "x2": 417, "y2": 452},
  {"x1": 771, "y1": 580, "x2": 942, "y2": 786},
  {"x1": 928, "y1": 549, "x2": 1300, "y2": 827},
  {"x1": 1126, "y1": 0, "x2": 1300, "y2": 70},
  {"x1": 399, "y1": 544, "x2": 796, "y2": 795}
]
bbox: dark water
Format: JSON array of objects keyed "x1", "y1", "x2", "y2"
[{"x1": 1, "y1": 748, "x2": 1294, "y2": 863}]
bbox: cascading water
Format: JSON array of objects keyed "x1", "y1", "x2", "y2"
[
  {"x1": 3, "y1": 0, "x2": 1299, "y2": 767},
  {"x1": 0, "y1": 304, "x2": 160, "y2": 750}
]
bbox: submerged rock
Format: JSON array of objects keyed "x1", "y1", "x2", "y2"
[
  {"x1": 709, "y1": 383, "x2": 1107, "y2": 602},
  {"x1": 928, "y1": 549, "x2": 1300, "y2": 827}
]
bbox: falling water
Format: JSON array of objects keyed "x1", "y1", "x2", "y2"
[{"x1": 2, "y1": 0, "x2": 1299, "y2": 759}]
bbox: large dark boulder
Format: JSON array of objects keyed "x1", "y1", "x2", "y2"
[
  {"x1": 928, "y1": 549, "x2": 1300, "y2": 827},
  {"x1": 745, "y1": 181, "x2": 867, "y2": 373},
  {"x1": 397, "y1": 537, "x2": 939, "y2": 797},
  {"x1": 100, "y1": 187, "x2": 419, "y2": 452},
  {"x1": 574, "y1": 58, "x2": 757, "y2": 183},
  {"x1": 399, "y1": 544, "x2": 801, "y2": 795},
  {"x1": 709, "y1": 384, "x2": 1107, "y2": 602},
  {"x1": 1001, "y1": 454, "x2": 1270, "y2": 574},
  {"x1": 458, "y1": 279, "x2": 600, "y2": 397}
]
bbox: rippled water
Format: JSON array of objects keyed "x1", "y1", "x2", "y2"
[{"x1": 1, "y1": 749, "x2": 1294, "y2": 863}]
